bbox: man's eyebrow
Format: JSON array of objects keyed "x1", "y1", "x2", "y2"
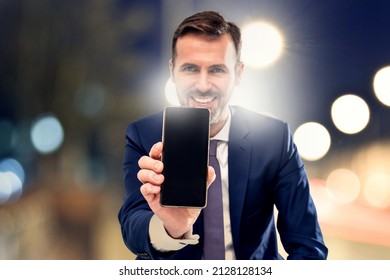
[
  {"x1": 209, "y1": 64, "x2": 228, "y2": 69},
  {"x1": 179, "y1": 63, "x2": 199, "y2": 69}
]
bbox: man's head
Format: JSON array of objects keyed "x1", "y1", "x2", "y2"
[
  {"x1": 169, "y1": 11, "x2": 244, "y2": 135},
  {"x1": 171, "y1": 11, "x2": 242, "y2": 65}
]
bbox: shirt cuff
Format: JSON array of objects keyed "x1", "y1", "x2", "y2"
[{"x1": 149, "y1": 214, "x2": 199, "y2": 252}]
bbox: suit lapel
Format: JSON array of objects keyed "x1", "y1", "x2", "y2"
[{"x1": 228, "y1": 107, "x2": 251, "y2": 256}]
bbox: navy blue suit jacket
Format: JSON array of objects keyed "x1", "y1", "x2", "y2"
[{"x1": 118, "y1": 106, "x2": 328, "y2": 260}]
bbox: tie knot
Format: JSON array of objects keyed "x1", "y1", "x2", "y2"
[{"x1": 209, "y1": 140, "x2": 218, "y2": 157}]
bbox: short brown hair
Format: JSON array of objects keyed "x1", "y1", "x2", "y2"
[{"x1": 172, "y1": 11, "x2": 242, "y2": 63}]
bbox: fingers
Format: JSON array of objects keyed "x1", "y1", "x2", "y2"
[
  {"x1": 138, "y1": 143, "x2": 164, "y2": 173},
  {"x1": 138, "y1": 155, "x2": 163, "y2": 174},
  {"x1": 138, "y1": 142, "x2": 165, "y2": 204},
  {"x1": 138, "y1": 142, "x2": 164, "y2": 183},
  {"x1": 149, "y1": 142, "x2": 163, "y2": 159},
  {"x1": 137, "y1": 169, "x2": 164, "y2": 185},
  {"x1": 140, "y1": 183, "x2": 161, "y2": 203}
]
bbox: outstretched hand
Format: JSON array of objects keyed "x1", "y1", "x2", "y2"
[{"x1": 138, "y1": 142, "x2": 215, "y2": 238}]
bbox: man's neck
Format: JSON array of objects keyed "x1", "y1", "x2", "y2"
[
  {"x1": 210, "y1": 120, "x2": 226, "y2": 137},
  {"x1": 210, "y1": 108, "x2": 230, "y2": 137}
]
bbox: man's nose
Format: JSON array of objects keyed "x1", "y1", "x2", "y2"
[{"x1": 195, "y1": 71, "x2": 212, "y2": 93}]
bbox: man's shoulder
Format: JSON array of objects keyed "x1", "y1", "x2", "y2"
[
  {"x1": 131, "y1": 111, "x2": 163, "y2": 126},
  {"x1": 231, "y1": 106, "x2": 287, "y2": 129},
  {"x1": 125, "y1": 111, "x2": 163, "y2": 142}
]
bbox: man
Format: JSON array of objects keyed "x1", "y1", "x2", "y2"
[{"x1": 118, "y1": 11, "x2": 328, "y2": 260}]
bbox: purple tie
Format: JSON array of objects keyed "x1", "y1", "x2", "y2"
[{"x1": 203, "y1": 140, "x2": 225, "y2": 260}]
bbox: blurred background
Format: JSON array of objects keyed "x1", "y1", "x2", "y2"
[{"x1": 1, "y1": 0, "x2": 389, "y2": 260}]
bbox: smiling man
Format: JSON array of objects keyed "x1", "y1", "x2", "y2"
[
  {"x1": 118, "y1": 11, "x2": 328, "y2": 260},
  {"x1": 170, "y1": 31, "x2": 243, "y2": 136}
]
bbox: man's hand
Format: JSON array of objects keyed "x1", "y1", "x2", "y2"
[{"x1": 138, "y1": 141, "x2": 215, "y2": 239}]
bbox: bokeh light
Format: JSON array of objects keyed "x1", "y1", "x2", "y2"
[
  {"x1": 293, "y1": 122, "x2": 331, "y2": 161},
  {"x1": 74, "y1": 82, "x2": 107, "y2": 117},
  {"x1": 373, "y1": 66, "x2": 390, "y2": 106},
  {"x1": 0, "y1": 173, "x2": 13, "y2": 203},
  {"x1": 331, "y1": 94, "x2": 370, "y2": 134},
  {"x1": 326, "y1": 169, "x2": 361, "y2": 204},
  {"x1": 30, "y1": 115, "x2": 64, "y2": 154},
  {"x1": 363, "y1": 173, "x2": 390, "y2": 208},
  {"x1": 241, "y1": 21, "x2": 284, "y2": 68},
  {"x1": 0, "y1": 158, "x2": 25, "y2": 204}
]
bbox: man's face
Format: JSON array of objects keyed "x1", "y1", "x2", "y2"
[{"x1": 170, "y1": 33, "x2": 243, "y2": 127}]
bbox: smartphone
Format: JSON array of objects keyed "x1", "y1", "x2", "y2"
[{"x1": 160, "y1": 106, "x2": 210, "y2": 208}]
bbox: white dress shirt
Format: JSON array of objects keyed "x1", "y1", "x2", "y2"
[{"x1": 149, "y1": 110, "x2": 236, "y2": 259}]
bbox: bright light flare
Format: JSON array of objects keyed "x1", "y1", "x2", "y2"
[
  {"x1": 293, "y1": 122, "x2": 331, "y2": 161},
  {"x1": 241, "y1": 21, "x2": 284, "y2": 68},
  {"x1": 373, "y1": 66, "x2": 390, "y2": 106},
  {"x1": 331, "y1": 94, "x2": 370, "y2": 134}
]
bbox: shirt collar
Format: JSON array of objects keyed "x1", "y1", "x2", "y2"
[{"x1": 210, "y1": 108, "x2": 231, "y2": 142}]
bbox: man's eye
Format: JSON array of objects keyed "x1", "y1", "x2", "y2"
[
  {"x1": 210, "y1": 68, "x2": 225, "y2": 73},
  {"x1": 182, "y1": 66, "x2": 198, "y2": 72}
]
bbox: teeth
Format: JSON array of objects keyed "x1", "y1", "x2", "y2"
[{"x1": 193, "y1": 97, "x2": 214, "y2": 103}]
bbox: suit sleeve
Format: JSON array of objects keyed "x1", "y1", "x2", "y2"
[
  {"x1": 118, "y1": 123, "x2": 174, "y2": 260},
  {"x1": 273, "y1": 123, "x2": 328, "y2": 259}
]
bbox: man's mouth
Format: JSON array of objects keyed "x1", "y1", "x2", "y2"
[{"x1": 192, "y1": 96, "x2": 216, "y2": 104}]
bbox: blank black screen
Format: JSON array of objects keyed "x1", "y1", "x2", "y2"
[{"x1": 160, "y1": 107, "x2": 210, "y2": 208}]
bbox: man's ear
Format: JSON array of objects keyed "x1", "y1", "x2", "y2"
[
  {"x1": 235, "y1": 62, "x2": 244, "y2": 86},
  {"x1": 169, "y1": 59, "x2": 175, "y2": 83}
]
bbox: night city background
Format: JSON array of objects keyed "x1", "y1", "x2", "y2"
[{"x1": 1, "y1": 0, "x2": 390, "y2": 259}]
